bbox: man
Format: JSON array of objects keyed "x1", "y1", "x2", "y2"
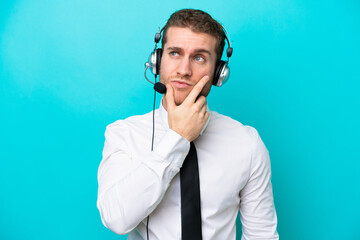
[{"x1": 97, "y1": 9, "x2": 279, "y2": 240}]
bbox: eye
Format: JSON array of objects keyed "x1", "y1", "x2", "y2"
[
  {"x1": 170, "y1": 51, "x2": 179, "y2": 57},
  {"x1": 194, "y1": 55, "x2": 205, "y2": 62}
]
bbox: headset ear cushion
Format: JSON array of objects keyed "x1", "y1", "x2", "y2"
[
  {"x1": 213, "y1": 61, "x2": 226, "y2": 86},
  {"x1": 156, "y1": 48, "x2": 163, "y2": 75}
]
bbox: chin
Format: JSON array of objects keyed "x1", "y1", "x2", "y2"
[
  {"x1": 174, "y1": 98, "x2": 185, "y2": 106},
  {"x1": 174, "y1": 92, "x2": 189, "y2": 105}
]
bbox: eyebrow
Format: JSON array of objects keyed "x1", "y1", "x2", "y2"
[{"x1": 166, "y1": 47, "x2": 212, "y2": 56}]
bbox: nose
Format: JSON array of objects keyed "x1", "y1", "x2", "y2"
[{"x1": 176, "y1": 57, "x2": 192, "y2": 77}]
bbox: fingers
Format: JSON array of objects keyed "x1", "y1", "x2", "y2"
[
  {"x1": 194, "y1": 95, "x2": 207, "y2": 110},
  {"x1": 198, "y1": 97, "x2": 208, "y2": 118},
  {"x1": 192, "y1": 95, "x2": 208, "y2": 122},
  {"x1": 165, "y1": 83, "x2": 176, "y2": 110},
  {"x1": 184, "y1": 75, "x2": 210, "y2": 105},
  {"x1": 199, "y1": 102, "x2": 207, "y2": 117}
]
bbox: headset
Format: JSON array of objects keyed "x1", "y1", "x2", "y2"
[{"x1": 145, "y1": 26, "x2": 233, "y2": 92}]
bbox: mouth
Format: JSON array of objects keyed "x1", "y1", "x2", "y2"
[{"x1": 171, "y1": 80, "x2": 192, "y2": 89}]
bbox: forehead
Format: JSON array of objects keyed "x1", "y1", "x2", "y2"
[{"x1": 164, "y1": 27, "x2": 217, "y2": 53}]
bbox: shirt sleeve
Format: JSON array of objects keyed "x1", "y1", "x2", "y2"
[
  {"x1": 239, "y1": 128, "x2": 279, "y2": 240},
  {"x1": 97, "y1": 121, "x2": 190, "y2": 235}
]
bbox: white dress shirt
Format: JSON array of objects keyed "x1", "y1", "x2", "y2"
[{"x1": 97, "y1": 102, "x2": 278, "y2": 240}]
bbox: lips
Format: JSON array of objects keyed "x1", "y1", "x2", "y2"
[{"x1": 171, "y1": 80, "x2": 192, "y2": 89}]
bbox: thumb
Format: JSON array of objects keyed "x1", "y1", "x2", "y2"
[{"x1": 165, "y1": 83, "x2": 176, "y2": 111}]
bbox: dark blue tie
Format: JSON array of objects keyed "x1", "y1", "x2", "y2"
[{"x1": 180, "y1": 142, "x2": 202, "y2": 240}]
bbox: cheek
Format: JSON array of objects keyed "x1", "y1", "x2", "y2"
[
  {"x1": 159, "y1": 66, "x2": 167, "y2": 83},
  {"x1": 200, "y1": 82, "x2": 212, "y2": 97},
  {"x1": 209, "y1": 66, "x2": 216, "y2": 80},
  {"x1": 199, "y1": 64, "x2": 216, "y2": 80},
  {"x1": 159, "y1": 57, "x2": 172, "y2": 83},
  {"x1": 198, "y1": 66, "x2": 215, "y2": 88}
]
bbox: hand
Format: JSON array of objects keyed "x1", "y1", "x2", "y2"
[{"x1": 165, "y1": 76, "x2": 210, "y2": 142}]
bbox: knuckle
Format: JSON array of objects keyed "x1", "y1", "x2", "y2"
[
  {"x1": 193, "y1": 105, "x2": 201, "y2": 112},
  {"x1": 198, "y1": 96, "x2": 206, "y2": 102}
]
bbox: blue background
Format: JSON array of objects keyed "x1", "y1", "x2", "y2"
[{"x1": 1, "y1": 0, "x2": 359, "y2": 239}]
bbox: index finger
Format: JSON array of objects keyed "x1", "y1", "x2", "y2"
[{"x1": 183, "y1": 75, "x2": 210, "y2": 104}]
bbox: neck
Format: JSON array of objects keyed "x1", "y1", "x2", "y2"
[{"x1": 161, "y1": 98, "x2": 168, "y2": 112}]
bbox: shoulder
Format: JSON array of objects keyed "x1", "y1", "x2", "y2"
[
  {"x1": 104, "y1": 110, "x2": 155, "y2": 140},
  {"x1": 208, "y1": 111, "x2": 268, "y2": 158},
  {"x1": 209, "y1": 111, "x2": 270, "y2": 168},
  {"x1": 106, "y1": 111, "x2": 153, "y2": 129},
  {"x1": 208, "y1": 111, "x2": 261, "y2": 141}
]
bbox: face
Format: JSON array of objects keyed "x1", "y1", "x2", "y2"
[{"x1": 159, "y1": 27, "x2": 217, "y2": 106}]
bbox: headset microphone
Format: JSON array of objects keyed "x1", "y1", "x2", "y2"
[
  {"x1": 154, "y1": 82, "x2": 166, "y2": 94},
  {"x1": 144, "y1": 62, "x2": 166, "y2": 94}
]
